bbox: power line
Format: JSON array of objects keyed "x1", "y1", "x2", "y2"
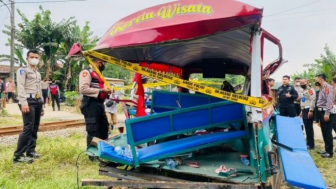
[
  {"x1": 0, "y1": 11, "x2": 9, "y2": 29},
  {"x1": 266, "y1": 7, "x2": 336, "y2": 17},
  {"x1": 264, "y1": 0, "x2": 322, "y2": 17},
  {"x1": 263, "y1": 11, "x2": 336, "y2": 23},
  {"x1": 16, "y1": 0, "x2": 86, "y2": 3},
  {"x1": 0, "y1": 0, "x2": 86, "y2": 7}
]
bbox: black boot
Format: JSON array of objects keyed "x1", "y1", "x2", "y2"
[
  {"x1": 13, "y1": 156, "x2": 34, "y2": 164},
  {"x1": 111, "y1": 125, "x2": 114, "y2": 130}
]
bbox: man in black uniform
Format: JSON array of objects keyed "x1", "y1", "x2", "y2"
[
  {"x1": 79, "y1": 57, "x2": 111, "y2": 150},
  {"x1": 277, "y1": 75, "x2": 298, "y2": 117},
  {"x1": 14, "y1": 49, "x2": 44, "y2": 164}
]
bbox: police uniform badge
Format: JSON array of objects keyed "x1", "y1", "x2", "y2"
[
  {"x1": 325, "y1": 87, "x2": 330, "y2": 94},
  {"x1": 82, "y1": 72, "x2": 88, "y2": 77},
  {"x1": 308, "y1": 89, "x2": 313, "y2": 96},
  {"x1": 20, "y1": 69, "x2": 25, "y2": 75}
]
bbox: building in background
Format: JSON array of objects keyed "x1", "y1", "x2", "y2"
[{"x1": 0, "y1": 61, "x2": 20, "y2": 81}]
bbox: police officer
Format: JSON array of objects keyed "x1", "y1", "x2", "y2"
[
  {"x1": 79, "y1": 57, "x2": 111, "y2": 149},
  {"x1": 299, "y1": 79, "x2": 316, "y2": 150},
  {"x1": 13, "y1": 49, "x2": 44, "y2": 164},
  {"x1": 315, "y1": 74, "x2": 334, "y2": 158},
  {"x1": 331, "y1": 78, "x2": 336, "y2": 140},
  {"x1": 277, "y1": 75, "x2": 298, "y2": 117},
  {"x1": 294, "y1": 77, "x2": 302, "y2": 116},
  {"x1": 41, "y1": 78, "x2": 50, "y2": 108}
]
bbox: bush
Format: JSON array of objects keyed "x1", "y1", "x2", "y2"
[{"x1": 63, "y1": 91, "x2": 80, "y2": 106}]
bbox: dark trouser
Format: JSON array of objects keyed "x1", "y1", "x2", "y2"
[
  {"x1": 14, "y1": 98, "x2": 43, "y2": 158},
  {"x1": 302, "y1": 109, "x2": 314, "y2": 148},
  {"x1": 333, "y1": 115, "x2": 336, "y2": 136},
  {"x1": 51, "y1": 95, "x2": 60, "y2": 109},
  {"x1": 42, "y1": 89, "x2": 48, "y2": 105},
  {"x1": 80, "y1": 97, "x2": 109, "y2": 148},
  {"x1": 279, "y1": 107, "x2": 296, "y2": 117},
  {"x1": 314, "y1": 107, "x2": 319, "y2": 122},
  {"x1": 317, "y1": 110, "x2": 333, "y2": 155},
  {"x1": 294, "y1": 103, "x2": 301, "y2": 116},
  {"x1": 7, "y1": 92, "x2": 13, "y2": 100}
]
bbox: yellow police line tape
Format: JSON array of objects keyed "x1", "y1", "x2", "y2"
[
  {"x1": 113, "y1": 81, "x2": 223, "y2": 91},
  {"x1": 83, "y1": 50, "x2": 272, "y2": 109},
  {"x1": 113, "y1": 82, "x2": 169, "y2": 91}
]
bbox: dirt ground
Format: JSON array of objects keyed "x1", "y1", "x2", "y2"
[
  {"x1": 4, "y1": 102, "x2": 329, "y2": 140},
  {"x1": 3, "y1": 102, "x2": 126, "y2": 121}
]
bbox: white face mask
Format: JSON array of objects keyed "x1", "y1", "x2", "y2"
[
  {"x1": 29, "y1": 58, "x2": 39, "y2": 65},
  {"x1": 295, "y1": 82, "x2": 300, "y2": 86}
]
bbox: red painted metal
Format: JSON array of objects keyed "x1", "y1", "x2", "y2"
[
  {"x1": 139, "y1": 62, "x2": 182, "y2": 76},
  {"x1": 262, "y1": 29, "x2": 283, "y2": 75},
  {"x1": 95, "y1": 0, "x2": 262, "y2": 50}
]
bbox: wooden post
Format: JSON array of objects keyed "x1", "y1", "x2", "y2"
[
  {"x1": 2, "y1": 98, "x2": 6, "y2": 109},
  {"x1": 75, "y1": 98, "x2": 80, "y2": 111},
  {"x1": 48, "y1": 94, "x2": 51, "y2": 106}
]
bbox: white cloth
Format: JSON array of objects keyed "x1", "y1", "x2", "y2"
[
  {"x1": 331, "y1": 105, "x2": 336, "y2": 114},
  {"x1": 105, "y1": 94, "x2": 118, "y2": 114}
]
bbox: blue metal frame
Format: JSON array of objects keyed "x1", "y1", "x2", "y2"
[{"x1": 124, "y1": 100, "x2": 247, "y2": 167}]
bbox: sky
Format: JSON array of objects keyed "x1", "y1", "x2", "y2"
[{"x1": 0, "y1": 0, "x2": 335, "y2": 81}]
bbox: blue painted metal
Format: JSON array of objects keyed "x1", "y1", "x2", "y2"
[
  {"x1": 137, "y1": 131, "x2": 247, "y2": 163},
  {"x1": 99, "y1": 100, "x2": 247, "y2": 167},
  {"x1": 98, "y1": 141, "x2": 133, "y2": 165},
  {"x1": 126, "y1": 101, "x2": 243, "y2": 145},
  {"x1": 279, "y1": 148, "x2": 327, "y2": 189},
  {"x1": 276, "y1": 116, "x2": 307, "y2": 151},
  {"x1": 152, "y1": 90, "x2": 224, "y2": 112},
  {"x1": 98, "y1": 131, "x2": 247, "y2": 166},
  {"x1": 276, "y1": 115, "x2": 327, "y2": 189}
]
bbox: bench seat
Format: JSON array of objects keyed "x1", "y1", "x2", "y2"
[
  {"x1": 98, "y1": 130, "x2": 247, "y2": 165},
  {"x1": 276, "y1": 115, "x2": 326, "y2": 189},
  {"x1": 98, "y1": 99, "x2": 248, "y2": 167},
  {"x1": 279, "y1": 148, "x2": 326, "y2": 189}
]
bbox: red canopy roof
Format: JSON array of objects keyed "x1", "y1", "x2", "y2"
[
  {"x1": 94, "y1": 0, "x2": 262, "y2": 50},
  {"x1": 90, "y1": 0, "x2": 285, "y2": 76}
]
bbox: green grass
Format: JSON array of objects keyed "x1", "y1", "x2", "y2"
[
  {"x1": 0, "y1": 114, "x2": 60, "y2": 128},
  {"x1": 0, "y1": 126, "x2": 334, "y2": 188},
  {"x1": 309, "y1": 141, "x2": 336, "y2": 188},
  {"x1": 0, "y1": 131, "x2": 110, "y2": 189}
]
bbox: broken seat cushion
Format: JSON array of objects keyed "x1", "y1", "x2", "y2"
[{"x1": 98, "y1": 131, "x2": 247, "y2": 164}]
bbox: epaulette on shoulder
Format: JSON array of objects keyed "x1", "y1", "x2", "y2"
[{"x1": 85, "y1": 67, "x2": 93, "y2": 72}]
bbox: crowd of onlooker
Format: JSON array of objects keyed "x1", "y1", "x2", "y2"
[
  {"x1": 0, "y1": 78, "x2": 17, "y2": 108},
  {"x1": 265, "y1": 74, "x2": 336, "y2": 158}
]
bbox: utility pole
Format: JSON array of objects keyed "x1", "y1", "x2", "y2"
[
  {"x1": 10, "y1": 0, "x2": 15, "y2": 80},
  {"x1": 0, "y1": 0, "x2": 14, "y2": 79}
]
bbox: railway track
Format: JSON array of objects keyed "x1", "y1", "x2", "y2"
[{"x1": 0, "y1": 120, "x2": 85, "y2": 136}]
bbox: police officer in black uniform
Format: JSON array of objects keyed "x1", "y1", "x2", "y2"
[
  {"x1": 13, "y1": 49, "x2": 44, "y2": 164},
  {"x1": 277, "y1": 75, "x2": 298, "y2": 117},
  {"x1": 79, "y1": 57, "x2": 111, "y2": 150}
]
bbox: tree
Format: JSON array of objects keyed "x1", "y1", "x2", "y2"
[
  {"x1": 292, "y1": 44, "x2": 336, "y2": 83},
  {"x1": 103, "y1": 64, "x2": 134, "y2": 85},
  {"x1": 2, "y1": 6, "x2": 77, "y2": 78},
  {"x1": 0, "y1": 39, "x2": 26, "y2": 65},
  {"x1": 57, "y1": 21, "x2": 99, "y2": 91}
]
